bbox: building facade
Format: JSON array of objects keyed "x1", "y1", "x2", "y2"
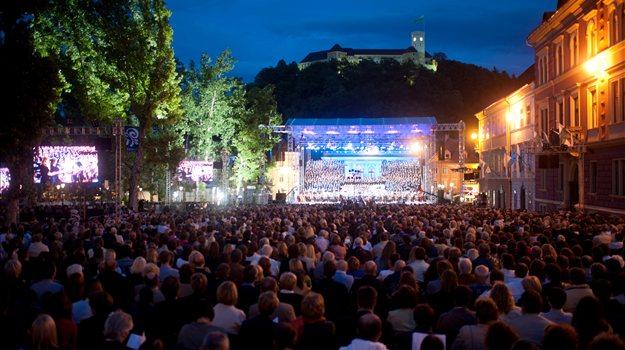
[
  {"x1": 299, "y1": 31, "x2": 437, "y2": 71},
  {"x1": 527, "y1": 0, "x2": 625, "y2": 214},
  {"x1": 476, "y1": 84, "x2": 536, "y2": 210}
]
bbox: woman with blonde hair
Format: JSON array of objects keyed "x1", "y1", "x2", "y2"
[
  {"x1": 490, "y1": 282, "x2": 521, "y2": 322},
  {"x1": 31, "y1": 314, "x2": 58, "y2": 350},
  {"x1": 129, "y1": 257, "x2": 147, "y2": 287},
  {"x1": 212, "y1": 281, "x2": 246, "y2": 335},
  {"x1": 521, "y1": 275, "x2": 542, "y2": 295}
]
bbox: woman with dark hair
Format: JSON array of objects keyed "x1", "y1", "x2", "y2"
[
  {"x1": 453, "y1": 299, "x2": 499, "y2": 350},
  {"x1": 485, "y1": 321, "x2": 519, "y2": 350},
  {"x1": 571, "y1": 296, "x2": 612, "y2": 349},
  {"x1": 431, "y1": 269, "x2": 458, "y2": 315},
  {"x1": 387, "y1": 285, "x2": 417, "y2": 334}
]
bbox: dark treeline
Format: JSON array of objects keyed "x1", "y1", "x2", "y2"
[{"x1": 252, "y1": 56, "x2": 531, "y2": 129}]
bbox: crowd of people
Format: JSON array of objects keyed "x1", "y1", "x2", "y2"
[
  {"x1": 302, "y1": 160, "x2": 423, "y2": 202},
  {"x1": 1, "y1": 203, "x2": 625, "y2": 350}
]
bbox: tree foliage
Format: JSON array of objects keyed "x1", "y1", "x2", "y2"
[
  {"x1": 253, "y1": 58, "x2": 525, "y2": 130},
  {"x1": 35, "y1": 0, "x2": 182, "y2": 210},
  {"x1": 180, "y1": 51, "x2": 282, "y2": 188},
  {"x1": 0, "y1": 0, "x2": 63, "y2": 223},
  {"x1": 232, "y1": 86, "x2": 281, "y2": 185}
]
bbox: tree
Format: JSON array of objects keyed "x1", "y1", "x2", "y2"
[
  {"x1": 180, "y1": 51, "x2": 242, "y2": 193},
  {"x1": 90, "y1": 0, "x2": 181, "y2": 210},
  {"x1": 0, "y1": 0, "x2": 63, "y2": 223},
  {"x1": 231, "y1": 86, "x2": 281, "y2": 186}
]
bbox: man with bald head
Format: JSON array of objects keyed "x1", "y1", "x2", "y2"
[{"x1": 340, "y1": 313, "x2": 387, "y2": 350}]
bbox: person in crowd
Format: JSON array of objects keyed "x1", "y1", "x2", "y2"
[
  {"x1": 408, "y1": 246, "x2": 429, "y2": 284},
  {"x1": 387, "y1": 285, "x2": 417, "y2": 334},
  {"x1": 564, "y1": 268, "x2": 595, "y2": 313},
  {"x1": 484, "y1": 321, "x2": 519, "y2": 350},
  {"x1": 199, "y1": 331, "x2": 229, "y2": 350},
  {"x1": 541, "y1": 287, "x2": 572, "y2": 324},
  {"x1": 248, "y1": 277, "x2": 296, "y2": 322},
  {"x1": 295, "y1": 292, "x2": 337, "y2": 350},
  {"x1": 102, "y1": 311, "x2": 133, "y2": 350},
  {"x1": 490, "y1": 282, "x2": 521, "y2": 322},
  {"x1": 340, "y1": 313, "x2": 387, "y2": 350},
  {"x1": 279, "y1": 272, "x2": 303, "y2": 315},
  {"x1": 211, "y1": 281, "x2": 246, "y2": 335},
  {"x1": 239, "y1": 291, "x2": 280, "y2": 349},
  {"x1": 453, "y1": 298, "x2": 499, "y2": 350},
  {"x1": 437, "y1": 285, "x2": 476, "y2": 345},
  {"x1": 30, "y1": 314, "x2": 58, "y2": 350},
  {"x1": 334, "y1": 259, "x2": 355, "y2": 292},
  {"x1": 176, "y1": 300, "x2": 224, "y2": 350},
  {"x1": 541, "y1": 324, "x2": 578, "y2": 350},
  {"x1": 572, "y1": 296, "x2": 613, "y2": 349},
  {"x1": 505, "y1": 290, "x2": 554, "y2": 346}
]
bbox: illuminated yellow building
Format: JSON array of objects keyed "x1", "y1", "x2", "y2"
[
  {"x1": 527, "y1": 0, "x2": 625, "y2": 214},
  {"x1": 476, "y1": 83, "x2": 536, "y2": 210}
]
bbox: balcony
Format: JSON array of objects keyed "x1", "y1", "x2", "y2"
[{"x1": 606, "y1": 122, "x2": 625, "y2": 141}]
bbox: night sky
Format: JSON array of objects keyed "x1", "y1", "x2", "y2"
[{"x1": 169, "y1": 0, "x2": 555, "y2": 82}]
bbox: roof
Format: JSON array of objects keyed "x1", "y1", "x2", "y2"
[
  {"x1": 286, "y1": 116, "x2": 437, "y2": 126},
  {"x1": 301, "y1": 45, "x2": 418, "y2": 63}
]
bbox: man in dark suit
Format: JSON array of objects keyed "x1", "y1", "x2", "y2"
[
  {"x1": 313, "y1": 260, "x2": 349, "y2": 321},
  {"x1": 350, "y1": 260, "x2": 387, "y2": 316},
  {"x1": 239, "y1": 291, "x2": 280, "y2": 349},
  {"x1": 237, "y1": 264, "x2": 259, "y2": 313},
  {"x1": 436, "y1": 285, "x2": 476, "y2": 345}
]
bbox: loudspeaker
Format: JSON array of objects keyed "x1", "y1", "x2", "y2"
[{"x1": 275, "y1": 193, "x2": 287, "y2": 204}]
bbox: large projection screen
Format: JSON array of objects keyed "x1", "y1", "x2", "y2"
[
  {"x1": 35, "y1": 146, "x2": 99, "y2": 184},
  {"x1": 177, "y1": 160, "x2": 214, "y2": 183}
]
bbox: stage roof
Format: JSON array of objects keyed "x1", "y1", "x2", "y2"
[{"x1": 286, "y1": 116, "x2": 437, "y2": 127}]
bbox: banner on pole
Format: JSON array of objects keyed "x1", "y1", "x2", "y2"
[{"x1": 124, "y1": 126, "x2": 140, "y2": 152}]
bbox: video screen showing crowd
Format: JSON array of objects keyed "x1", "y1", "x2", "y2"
[
  {"x1": 34, "y1": 146, "x2": 99, "y2": 186},
  {"x1": 176, "y1": 160, "x2": 214, "y2": 184},
  {"x1": 301, "y1": 159, "x2": 424, "y2": 203}
]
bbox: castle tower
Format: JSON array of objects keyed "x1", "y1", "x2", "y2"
[{"x1": 411, "y1": 31, "x2": 425, "y2": 62}]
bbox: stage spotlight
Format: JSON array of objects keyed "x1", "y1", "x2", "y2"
[{"x1": 410, "y1": 142, "x2": 422, "y2": 153}]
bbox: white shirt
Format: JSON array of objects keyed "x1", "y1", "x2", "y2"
[
  {"x1": 506, "y1": 278, "x2": 524, "y2": 302},
  {"x1": 340, "y1": 338, "x2": 388, "y2": 350},
  {"x1": 408, "y1": 260, "x2": 430, "y2": 282},
  {"x1": 72, "y1": 299, "x2": 92, "y2": 324},
  {"x1": 211, "y1": 303, "x2": 246, "y2": 335},
  {"x1": 541, "y1": 309, "x2": 572, "y2": 324}
]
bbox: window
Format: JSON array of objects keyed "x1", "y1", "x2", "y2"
[
  {"x1": 519, "y1": 148, "x2": 525, "y2": 174},
  {"x1": 612, "y1": 80, "x2": 621, "y2": 124},
  {"x1": 612, "y1": 10, "x2": 620, "y2": 45},
  {"x1": 558, "y1": 163, "x2": 565, "y2": 191},
  {"x1": 540, "y1": 108, "x2": 549, "y2": 134},
  {"x1": 541, "y1": 170, "x2": 547, "y2": 190},
  {"x1": 590, "y1": 161, "x2": 597, "y2": 194},
  {"x1": 538, "y1": 54, "x2": 549, "y2": 85},
  {"x1": 555, "y1": 43, "x2": 564, "y2": 75},
  {"x1": 588, "y1": 88, "x2": 598, "y2": 128},
  {"x1": 570, "y1": 94, "x2": 580, "y2": 126},
  {"x1": 525, "y1": 104, "x2": 532, "y2": 126},
  {"x1": 613, "y1": 159, "x2": 625, "y2": 196},
  {"x1": 620, "y1": 79, "x2": 625, "y2": 123},
  {"x1": 570, "y1": 30, "x2": 579, "y2": 67},
  {"x1": 556, "y1": 99, "x2": 565, "y2": 126},
  {"x1": 587, "y1": 20, "x2": 597, "y2": 58}
]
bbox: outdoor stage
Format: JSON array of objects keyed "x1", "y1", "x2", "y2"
[{"x1": 279, "y1": 116, "x2": 438, "y2": 203}]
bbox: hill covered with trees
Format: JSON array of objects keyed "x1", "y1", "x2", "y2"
[{"x1": 252, "y1": 56, "x2": 532, "y2": 130}]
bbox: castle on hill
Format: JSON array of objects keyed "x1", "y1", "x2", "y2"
[{"x1": 299, "y1": 30, "x2": 437, "y2": 71}]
